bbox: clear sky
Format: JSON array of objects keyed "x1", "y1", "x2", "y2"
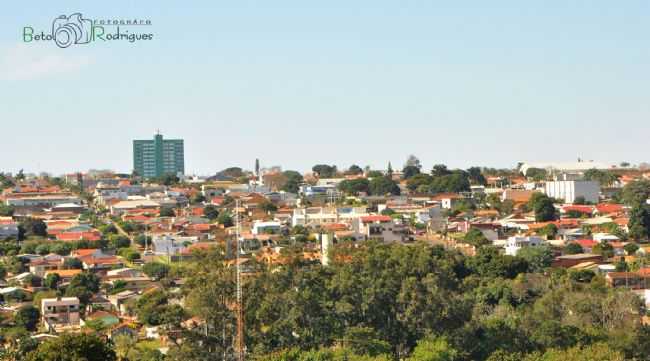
[{"x1": 1, "y1": 1, "x2": 648, "y2": 176}]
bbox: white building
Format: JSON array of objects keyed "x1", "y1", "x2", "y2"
[
  {"x1": 292, "y1": 206, "x2": 368, "y2": 227},
  {"x1": 252, "y1": 221, "x2": 282, "y2": 235},
  {"x1": 152, "y1": 234, "x2": 198, "y2": 256},
  {"x1": 41, "y1": 297, "x2": 80, "y2": 332},
  {"x1": 504, "y1": 235, "x2": 545, "y2": 256},
  {"x1": 544, "y1": 180, "x2": 599, "y2": 204}
]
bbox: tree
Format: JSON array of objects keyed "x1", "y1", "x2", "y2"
[
  {"x1": 407, "y1": 337, "x2": 459, "y2": 361},
  {"x1": 110, "y1": 235, "x2": 131, "y2": 249},
  {"x1": 312, "y1": 164, "x2": 337, "y2": 178},
  {"x1": 19, "y1": 218, "x2": 48, "y2": 239},
  {"x1": 153, "y1": 173, "x2": 180, "y2": 185},
  {"x1": 593, "y1": 241, "x2": 614, "y2": 259},
  {"x1": 517, "y1": 245, "x2": 553, "y2": 273},
  {"x1": 217, "y1": 212, "x2": 234, "y2": 227},
  {"x1": 405, "y1": 155, "x2": 422, "y2": 170},
  {"x1": 467, "y1": 167, "x2": 487, "y2": 185},
  {"x1": 628, "y1": 204, "x2": 650, "y2": 240},
  {"x1": 203, "y1": 205, "x2": 219, "y2": 220},
  {"x1": 15, "y1": 305, "x2": 40, "y2": 331},
  {"x1": 65, "y1": 272, "x2": 100, "y2": 305},
  {"x1": 624, "y1": 242, "x2": 639, "y2": 255},
  {"x1": 346, "y1": 165, "x2": 364, "y2": 175},
  {"x1": 537, "y1": 223, "x2": 558, "y2": 239},
  {"x1": 524, "y1": 168, "x2": 547, "y2": 181},
  {"x1": 159, "y1": 207, "x2": 176, "y2": 217},
  {"x1": 431, "y1": 164, "x2": 451, "y2": 177},
  {"x1": 368, "y1": 177, "x2": 400, "y2": 196},
  {"x1": 142, "y1": 262, "x2": 171, "y2": 281},
  {"x1": 528, "y1": 193, "x2": 556, "y2": 222},
  {"x1": 0, "y1": 204, "x2": 15, "y2": 217},
  {"x1": 63, "y1": 258, "x2": 83, "y2": 269},
  {"x1": 281, "y1": 170, "x2": 303, "y2": 193},
  {"x1": 191, "y1": 193, "x2": 206, "y2": 204},
  {"x1": 402, "y1": 165, "x2": 421, "y2": 179},
  {"x1": 406, "y1": 174, "x2": 433, "y2": 192},
  {"x1": 583, "y1": 168, "x2": 619, "y2": 187},
  {"x1": 261, "y1": 200, "x2": 278, "y2": 213},
  {"x1": 338, "y1": 179, "x2": 370, "y2": 195},
  {"x1": 43, "y1": 273, "x2": 60, "y2": 290},
  {"x1": 615, "y1": 257, "x2": 629, "y2": 272},
  {"x1": 26, "y1": 333, "x2": 116, "y2": 361},
  {"x1": 464, "y1": 228, "x2": 490, "y2": 248},
  {"x1": 563, "y1": 242, "x2": 583, "y2": 255},
  {"x1": 621, "y1": 180, "x2": 650, "y2": 206}
]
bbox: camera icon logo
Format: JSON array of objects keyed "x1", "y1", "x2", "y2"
[{"x1": 52, "y1": 13, "x2": 92, "y2": 48}]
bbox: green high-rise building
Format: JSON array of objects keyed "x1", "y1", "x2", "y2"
[{"x1": 133, "y1": 133, "x2": 184, "y2": 178}]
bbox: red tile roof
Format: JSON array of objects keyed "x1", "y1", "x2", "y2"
[
  {"x1": 56, "y1": 231, "x2": 102, "y2": 242},
  {"x1": 361, "y1": 215, "x2": 392, "y2": 223},
  {"x1": 596, "y1": 203, "x2": 624, "y2": 214},
  {"x1": 574, "y1": 239, "x2": 598, "y2": 248}
]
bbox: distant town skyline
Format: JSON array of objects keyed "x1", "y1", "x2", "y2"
[{"x1": 1, "y1": 1, "x2": 648, "y2": 175}]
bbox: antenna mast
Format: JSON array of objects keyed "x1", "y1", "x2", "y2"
[{"x1": 235, "y1": 199, "x2": 245, "y2": 361}]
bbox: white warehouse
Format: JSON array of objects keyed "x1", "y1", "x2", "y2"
[{"x1": 544, "y1": 180, "x2": 599, "y2": 204}]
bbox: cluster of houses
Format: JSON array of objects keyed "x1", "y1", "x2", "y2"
[{"x1": 2, "y1": 161, "x2": 650, "y2": 350}]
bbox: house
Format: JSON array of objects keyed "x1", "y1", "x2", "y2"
[
  {"x1": 573, "y1": 239, "x2": 598, "y2": 253},
  {"x1": 252, "y1": 221, "x2": 282, "y2": 235},
  {"x1": 41, "y1": 297, "x2": 81, "y2": 332},
  {"x1": 504, "y1": 236, "x2": 545, "y2": 256},
  {"x1": 108, "y1": 290, "x2": 139, "y2": 315},
  {"x1": 44, "y1": 269, "x2": 83, "y2": 284},
  {"x1": 501, "y1": 189, "x2": 536, "y2": 204},
  {"x1": 0, "y1": 219, "x2": 19, "y2": 239},
  {"x1": 356, "y1": 215, "x2": 411, "y2": 243},
  {"x1": 431, "y1": 193, "x2": 465, "y2": 209},
  {"x1": 552, "y1": 253, "x2": 603, "y2": 268},
  {"x1": 72, "y1": 249, "x2": 124, "y2": 272},
  {"x1": 606, "y1": 272, "x2": 650, "y2": 289},
  {"x1": 152, "y1": 234, "x2": 198, "y2": 256}
]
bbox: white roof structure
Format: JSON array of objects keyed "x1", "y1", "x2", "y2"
[{"x1": 519, "y1": 161, "x2": 614, "y2": 175}]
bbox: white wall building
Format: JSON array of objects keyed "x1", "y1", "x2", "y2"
[
  {"x1": 504, "y1": 235, "x2": 545, "y2": 256},
  {"x1": 544, "y1": 180, "x2": 599, "y2": 204}
]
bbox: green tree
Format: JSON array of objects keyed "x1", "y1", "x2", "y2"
[
  {"x1": 203, "y1": 205, "x2": 219, "y2": 220},
  {"x1": 528, "y1": 193, "x2": 556, "y2": 222},
  {"x1": 15, "y1": 305, "x2": 40, "y2": 331},
  {"x1": 464, "y1": 228, "x2": 490, "y2": 248},
  {"x1": 537, "y1": 223, "x2": 558, "y2": 239},
  {"x1": 402, "y1": 165, "x2": 421, "y2": 180},
  {"x1": 217, "y1": 212, "x2": 234, "y2": 227},
  {"x1": 26, "y1": 333, "x2": 116, "y2": 361},
  {"x1": 142, "y1": 262, "x2": 171, "y2": 281},
  {"x1": 467, "y1": 166, "x2": 487, "y2": 185},
  {"x1": 624, "y1": 242, "x2": 639, "y2": 255},
  {"x1": 347, "y1": 165, "x2": 364, "y2": 175},
  {"x1": 312, "y1": 164, "x2": 337, "y2": 178},
  {"x1": 159, "y1": 207, "x2": 176, "y2": 217},
  {"x1": 563, "y1": 242, "x2": 583, "y2": 255},
  {"x1": 368, "y1": 177, "x2": 400, "y2": 196},
  {"x1": 0, "y1": 204, "x2": 15, "y2": 216},
  {"x1": 593, "y1": 241, "x2": 614, "y2": 259},
  {"x1": 407, "y1": 337, "x2": 459, "y2": 361},
  {"x1": 19, "y1": 218, "x2": 48, "y2": 239},
  {"x1": 338, "y1": 179, "x2": 370, "y2": 195},
  {"x1": 517, "y1": 245, "x2": 553, "y2": 273},
  {"x1": 583, "y1": 168, "x2": 619, "y2": 187},
  {"x1": 43, "y1": 273, "x2": 60, "y2": 290},
  {"x1": 65, "y1": 272, "x2": 100, "y2": 305},
  {"x1": 281, "y1": 170, "x2": 304, "y2": 193},
  {"x1": 621, "y1": 179, "x2": 650, "y2": 206},
  {"x1": 628, "y1": 204, "x2": 650, "y2": 240}
]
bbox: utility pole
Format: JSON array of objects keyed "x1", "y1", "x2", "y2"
[{"x1": 235, "y1": 199, "x2": 245, "y2": 361}]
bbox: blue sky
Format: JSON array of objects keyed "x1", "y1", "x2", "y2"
[{"x1": 1, "y1": 1, "x2": 648, "y2": 175}]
